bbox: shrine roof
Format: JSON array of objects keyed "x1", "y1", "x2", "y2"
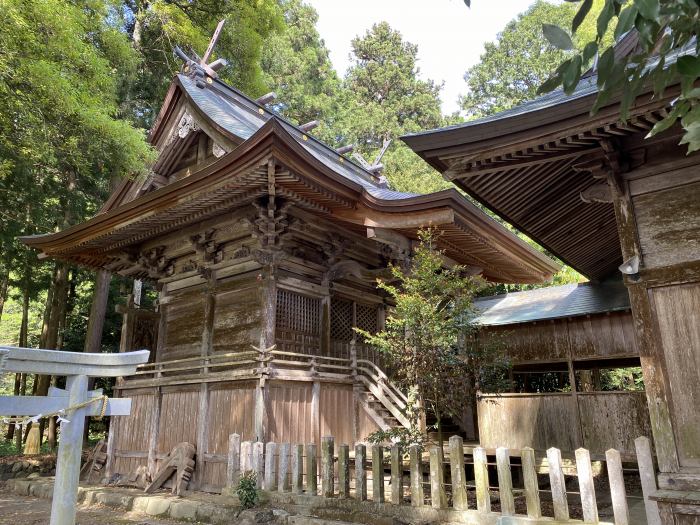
[
  {"x1": 474, "y1": 279, "x2": 630, "y2": 326},
  {"x1": 176, "y1": 73, "x2": 388, "y2": 192},
  {"x1": 402, "y1": 38, "x2": 696, "y2": 282},
  {"x1": 21, "y1": 61, "x2": 560, "y2": 284}
]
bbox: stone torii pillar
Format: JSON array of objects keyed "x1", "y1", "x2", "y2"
[{"x1": 0, "y1": 346, "x2": 149, "y2": 525}]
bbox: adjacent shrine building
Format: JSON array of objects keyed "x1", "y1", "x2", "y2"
[
  {"x1": 404, "y1": 36, "x2": 700, "y2": 523},
  {"x1": 22, "y1": 54, "x2": 558, "y2": 491}
]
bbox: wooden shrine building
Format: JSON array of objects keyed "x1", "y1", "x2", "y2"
[
  {"x1": 22, "y1": 51, "x2": 558, "y2": 491},
  {"x1": 404, "y1": 37, "x2": 700, "y2": 522},
  {"x1": 473, "y1": 279, "x2": 651, "y2": 460}
]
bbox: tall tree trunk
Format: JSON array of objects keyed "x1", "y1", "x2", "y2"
[
  {"x1": 84, "y1": 269, "x2": 111, "y2": 353},
  {"x1": 23, "y1": 262, "x2": 70, "y2": 455},
  {"x1": 0, "y1": 270, "x2": 8, "y2": 323},
  {"x1": 15, "y1": 373, "x2": 27, "y2": 450},
  {"x1": 82, "y1": 269, "x2": 112, "y2": 445},
  {"x1": 6, "y1": 269, "x2": 32, "y2": 441}
]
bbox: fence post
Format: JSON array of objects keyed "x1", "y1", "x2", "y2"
[
  {"x1": 576, "y1": 447, "x2": 599, "y2": 523},
  {"x1": 429, "y1": 446, "x2": 447, "y2": 509},
  {"x1": 292, "y1": 444, "x2": 304, "y2": 494},
  {"x1": 356, "y1": 444, "x2": 367, "y2": 501},
  {"x1": 606, "y1": 448, "x2": 630, "y2": 525},
  {"x1": 322, "y1": 437, "x2": 334, "y2": 498},
  {"x1": 241, "y1": 441, "x2": 253, "y2": 473},
  {"x1": 635, "y1": 436, "x2": 661, "y2": 525},
  {"x1": 449, "y1": 436, "x2": 468, "y2": 510},
  {"x1": 409, "y1": 444, "x2": 423, "y2": 507},
  {"x1": 390, "y1": 444, "x2": 403, "y2": 505},
  {"x1": 226, "y1": 433, "x2": 241, "y2": 489},
  {"x1": 338, "y1": 444, "x2": 350, "y2": 498},
  {"x1": 474, "y1": 447, "x2": 490, "y2": 513},
  {"x1": 496, "y1": 447, "x2": 515, "y2": 515},
  {"x1": 372, "y1": 445, "x2": 385, "y2": 503},
  {"x1": 306, "y1": 443, "x2": 318, "y2": 495},
  {"x1": 521, "y1": 447, "x2": 541, "y2": 519},
  {"x1": 547, "y1": 447, "x2": 569, "y2": 521},
  {"x1": 278, "y1": 443, "x2": 290, "y2": 492},
  {"x1": 264, "y1": 442, "x2": 277, "y2": 491}
]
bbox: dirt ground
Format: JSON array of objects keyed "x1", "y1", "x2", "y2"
[{"x1": 0, "y1": 493, "x2": 193, "y2": 525}]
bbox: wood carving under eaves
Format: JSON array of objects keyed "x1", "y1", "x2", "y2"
[
  {"x1": 137, "y1": 246, "x2": 175, "y2": 278},
  {"x1": 324, "y1": 259, "x2": 390, "y2": 284},
  {"x1": 190, "y1": 228, "x2": 223, "y2": 264},
  {"x1": 249, "y1": 196, "x2": 296, "y2": 265},
  {"x1": 379, "y1": 242, "x2": 411, "y2": 270}
]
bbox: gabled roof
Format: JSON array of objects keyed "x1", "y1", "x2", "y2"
[
  {"x1": 402, "y1": 40, "x2": 695, "y2": 281},
  {"x1": 474, "y1": 279, "x2": 630, "y2": 326},
  {"x1": 22, "y1": 62, "x2": 560, "y2": 284}
]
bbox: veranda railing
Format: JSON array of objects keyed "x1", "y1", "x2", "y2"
[
  {"x1": 224, "y1": 434, "x2": 661, "y2": 525},
  {"x1": 120, "y1": 347, "x2": 412, "y2": 427}
]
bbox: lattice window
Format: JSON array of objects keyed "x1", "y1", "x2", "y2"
[
  {"x1": 276, "y1": 289, "x2": 321, "y2": 336},
  {"x1": 356, "y1": 303, "x2": 378, "y2": 334},
  {"x1": 330, "y1": 297, "x2": 353, "y2": 342}
]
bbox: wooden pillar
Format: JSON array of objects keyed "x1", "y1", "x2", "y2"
[
  {"x1": 306, "y1": 443, "x2": 318, "y2": 494},
  {"x1": 292, "y1": 444, "x2": 303, "y2": 494},
  {"x1": 355, "y1": 444, "x2": 367, "y2": 501},
  {"x1": 372, "y1": 444, "x2": 384, "y2": 503},
  {"x1": 256, "y1": 264, "x2": 276, "y2": 443},
  {"x1": 147, "y1": 387, "x2": 162, "y2": 477},
  {"x1": 321, "y1": 295, "x2": 331, "y2": 357},
  {"x1": 449, "y1": 436, "x2": 468, "y2": 510},
  {"x1": 194, "y1": 286, "x2": 215, "y2": 488},
  {"x1": 409, "y1": 444, "x2": 423, "y2": 507},
  {"x1": 226, "y1": 434, "x2": 241, "y2": 489},
  {"x1": 390, "y1": 444, "x2": 403, "y2": 505},
  {"x1": 311, "y1": 381, "x2": 321, "y2": 446},
  {"x1": 338, "y1": 444, "x2": 350, "y2": 498},
  {"x1": 607, "y1": 169, "x2": 679, "y2": 473},
  {"x1": 321, "y1": 436, "x2": 334, "y2": 497}
]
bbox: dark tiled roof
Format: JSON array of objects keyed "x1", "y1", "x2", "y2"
[
  {"x1": 179, "y1": 74, "x2": 419, "y2": 200},
  {"x1": 474, "y1": 280, "x2": 630, "y2": 326}
]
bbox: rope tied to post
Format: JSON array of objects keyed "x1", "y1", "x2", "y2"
[{"x1": 1, "y1": 394, "x2": 109, "y2": 426}]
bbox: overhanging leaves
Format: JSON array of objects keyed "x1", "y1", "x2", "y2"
[{"x1": 542, "y1": 24, "x2": 574, "y2": 50}]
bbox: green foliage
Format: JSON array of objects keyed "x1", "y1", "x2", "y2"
[
  {"x1": 334, "y1": 22, "x2": 452, "y2": 194},
  {"x1": 120, "y1": 0, "x2": 283, "y2": 128},
  {"x1": 260, "y1": 0, "x2": 341, "y2": 143},
  {"x1": 358, "y1": 228, "x2": 510, "y2": 443},
  {"x1": 366, "y1": 387, "x2": 426, "y2": 452},
  {"x1": 540, "y1": 0, "x2": 700, "y2": 152},
  {"x1": 236, "y1": 470, "x2": 258, "y2": 509},
  {"x1": 599, "y1": 366, "x2": 645, "y2": 391},
  {"x1": 461, "y1": 0, "x2": 612, "y2": 118}
]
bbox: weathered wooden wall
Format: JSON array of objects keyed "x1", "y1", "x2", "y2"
[
  {"x1": 480, "y1": 310, "x2": 639, "y2": 364},
  {"x1": 478, "y1": 391, "x2": 650, "y2": 458},
  {"x1": 623, "y1": 150, "x2": 700, "y2": 474},
  {"x1": 111, "y1": 390, "x2": 157, "y2": 475}
]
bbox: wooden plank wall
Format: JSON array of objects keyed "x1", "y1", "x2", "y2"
[
  {"x1": 211, "y1": 280, "x2": 261, "y2": 355},
  {"x1": 161, "y1": 290, "x2": 204, "y2": 361},
  {"x1": 477, "y1": 391, "x2": 650, "y2": 457},
  {"x1": 651, "y1": 283, "x2": 700, "y2": 467},
  {"x1": 480, "y1": 310, "x2": 639, "y2": 363},
  {"x1": 267, "y1": 381, "x2": 314, "y2": 444},
  {"x1": 627, "y1": 156, "x2": 700, "y2": 470},
  {"x1": 320, "y1": 384, "x2": 354, "y2": 446},
  {"x1": 112, "y1": 391, "x2": 157, "y2": 474},
  {"x1": 202, "y1": 382, "x2": 256, "y2": 488}
]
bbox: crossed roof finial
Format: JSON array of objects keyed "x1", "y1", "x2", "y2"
[{"x1": 174, "y1": 19, "x2": 228, "y2": 87}]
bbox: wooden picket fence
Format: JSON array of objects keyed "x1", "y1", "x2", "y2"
[{"x1": 224, "y1": 434, "x2": 661, "y2": 525}]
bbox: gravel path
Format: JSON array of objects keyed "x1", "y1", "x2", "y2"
[{"x1": 0, "y1": 493, "x2": 193, "y2": 525}]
